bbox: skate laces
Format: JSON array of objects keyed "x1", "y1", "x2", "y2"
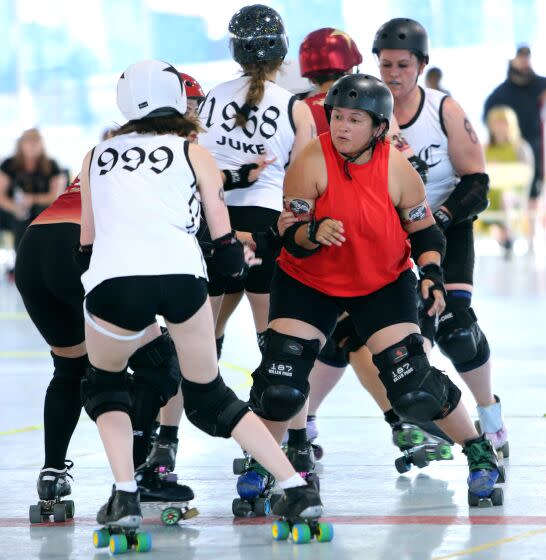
[
  {"x1": 248, "y1": 460, "x2": 271, "y2": 480},
  {"x1": 464, "y1": 439, "x2": 495, "y2": 471}
]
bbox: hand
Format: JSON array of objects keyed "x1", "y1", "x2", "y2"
[
  {"x1": 310, "y1": 218, "x2": 346, "y2": 247},
  {"x1": 243, "y1": 245, "x2": 262, "y2": 268},
  {"x1": 420, "y1": 279, "x2": 446, "y2": 317},
  {"x1": 248, "y1": 156, "x2": 277, "y2": 184},
  {"x1": 277, "y1": 210, "x2": 298, "y2": 236}
]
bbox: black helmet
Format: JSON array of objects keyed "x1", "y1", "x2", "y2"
[
  {"x1": 324, "y1": 73, "x2": 393, "y2": 127},
  {"x1": 228, "y1": 4, "x2": 288, "y2": 65},
  {"x1": 372, "y1": 18, "x2": 429, "y2": 63}
]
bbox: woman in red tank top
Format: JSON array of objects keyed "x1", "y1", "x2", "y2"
[{"x1": 247, "y1": 75, "x2": 492, "y2": 499}]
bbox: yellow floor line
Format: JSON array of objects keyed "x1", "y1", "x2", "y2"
[
  {"x1": 220, "y1": 359, "x2": 253, "y2": 389},
  {"x1": 432, "y1": 526, "x2": 546, "y2": 559},
  {"x1": 0, "y1": 424, "x2": 44, "y2": 436}
]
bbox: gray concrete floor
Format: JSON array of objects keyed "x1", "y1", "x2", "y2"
[{"x1": 1, "y1": 248, "x2": 545, "y2": 559}]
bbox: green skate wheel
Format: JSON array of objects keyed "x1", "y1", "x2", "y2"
[
  {"x1": 272, "y1": 520, "x2": 290, "y2": 541},
  {"x1": 410, "y1": 428, "x2": 425, "y2": 445},
  {"x1": 161, "y1": 507, "x2": 181, "y2": 525},
  {"x1": 136, "y1": 531, "x2": 152, "y2": 552},
  {"x1": 29, "y1": 504, "x2": 42, "y2": 524},
  {"x1": 292, "y1": 523, "x2": 311, "y2": 544},
  {"x1": 438, "y1": 444, "x2": 453, "y2": 460},
  {"x1": 93, "y1": 528, "x2": 110, "y2": 548},
  {"x1": 64, "y1": 500, "x2": 75, "y2": 518},
  {"x1": 110, "y1": 533, "x2": 128, "y2": 555},
  {"x1": 53, "y1": 503, "x2": 67, "y2": 523},
  {"x1": 316, "y1": 522, "x2": 334, "y2": 542}
]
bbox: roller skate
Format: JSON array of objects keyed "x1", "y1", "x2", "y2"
[
  {"x1": 306, "y1": 415, "x2": 324, "y2": 461},
  {"x1": 146, "y1": 439, "x2": 177, "y2": 471},
  {"x1": 385, "y1": 410, "x2": 454, "y2": 474},
  {"x1": 285, "y1": 438, "x2": 319, "y2": 490},
  {"x1": 476, "y1": 395, "x2": 509, "y2": 459},
  {"x1": 29, "y1": 460, "x2": 75, "y2": 524},
  {"x1": 232, "y1": 453, "x2": 276, "y2": 517},
  {"x1": 93, "y1": 488, "x2": 152, "y2": 554},
  {"x1": 464, "y1": 434, "x2": 505, "y2": 507},
  {"x1": 135, "y1": 462, "x2": 198, "y2": 525},
  {"x1": 271, "y1": 482, "x2": 333, "y2": 544}
]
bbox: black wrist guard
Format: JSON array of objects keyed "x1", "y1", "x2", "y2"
[
  {"x1": 408, "y1": 155, "x2": 429, "y2": 184},
  {"x1": 74, "y1": 243, "x2": 93, "y2": 273},
  {"x1": 211, "y1": 232, "x2": 247, "y2": 278},
  {"x1": 418, "y1": 263, "x2": 446, "y2": 311},
  {"x1": 408, "y1": 224, "x2": 446, "y2": 263},
  {"x1": 307, "y1": 217, "x2": 330, "y2": 245},
  {"x1": 433, "y1": 208, "x2": 452, "y2": 231},
  {"x1": 252, "y1": 223, "x2": 282, "y2": 259},
  {"x1": 283, "y1": 222, "x2": 320, "y2": 258},
  {"x1": 223, "y1": 163, "x2": 259, "y2": 191}
]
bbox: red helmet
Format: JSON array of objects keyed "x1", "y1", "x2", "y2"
[
  {"x1": 179, "y1": 72, "x2": 205, "y2": 100},
  {"x1": 299, "y1": 28, "x2": 362, "y2": 78}
]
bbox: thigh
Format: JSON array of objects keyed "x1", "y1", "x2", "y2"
[
  {"x1": 345, "y1": 269, "x2": 419, "y2": 343},
  {"x1": 269, "y1": 265, "x2": 339, "y2": 340},
  {"x1": 443, "y1": 219, "x2": 475, "y2": 285}
]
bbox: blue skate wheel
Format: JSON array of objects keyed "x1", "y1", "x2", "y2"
[
  {"x1": 272, "y1": 520, "x2": 290, "y2": 541},
  {"x1": 136, "y1": 531, "x2": 152, "y2": 552},
  {"x1": 92, "y1": 528, "x2": 110, "y2": 548},
  {"x1": 109, "y1": 533, "x2": 128, "y2": 555},
  {"x1": 292, "y1": 523, "x2": 311, "y2": 544},
  {"x1": 316, "y1": 522, "x2": 334, "y2": 543}
]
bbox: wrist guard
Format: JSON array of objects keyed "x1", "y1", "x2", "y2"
[
  {"x1": 223, "y1": 163, "x2": 259, "y2": 191},
  {"x1": 418, "y1": 263, "x2": 446, "y2": 310},
  {"x1": 211, "y1": 232, "x2": 247, "y2": 278},
  {"x1": 283, "y1": 222, "x2": 320, "y2": 258},
  {"x1": 433, "y1": 208, "x2": 452, "y2": 231},
  {"x1": 307, "y1": 217, "x2": 331, "y2": 245}
]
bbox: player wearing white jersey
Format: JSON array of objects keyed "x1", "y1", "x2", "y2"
[{"x1": 78, "y1": 60, "x2": 322, "y2": 536}]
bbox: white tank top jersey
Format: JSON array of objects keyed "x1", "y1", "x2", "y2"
[
  {"x1": 82, "y1": 132, "x2": 206, "y2": 295},
  {"x1": 198, "y1": 76, "x2": 296, "y2": 211},
  {"x1": 400, "y1": 87, "x2": 458, "y2": 212}
]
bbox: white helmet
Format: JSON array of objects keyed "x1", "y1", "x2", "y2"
[{"x1": 116, "y1": 60, "x2": 187, "y2": 121}]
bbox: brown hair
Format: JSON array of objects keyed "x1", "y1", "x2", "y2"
[
  {"x1": 13, "y1": 128, "x2": 52, "y2": 176},
  {"x1": 235, "y1": 59, "x2": 283, "y2": 127},
  {"x1": 111, "y1": 113, "x2": 203, "y2": 138}
]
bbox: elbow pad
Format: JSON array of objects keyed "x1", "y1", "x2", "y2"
[
  {"x1": 409, "y1": 224, "x2": 446, "y2": 263},
  {"x1": 282, "y1": 222, "x2": 320, "y2": 258},
  {"x1": 442, "y1": 173, "x2": 490, "y2": 224}
]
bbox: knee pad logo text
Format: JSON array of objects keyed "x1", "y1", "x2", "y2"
[{"x1": 267, "y1": 362, "x2": 293, "y2": 377}]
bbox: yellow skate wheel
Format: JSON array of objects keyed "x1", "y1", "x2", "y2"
[
  {"x1": 271, "y1": 520, "x2": 290, "y2": 541},
  {"x1": 292, "y1": 523, "x2": 311, "y2": 544},
  {"x1": 316, "y1": 522, "x2": 334, "y2": 543},
  {"x1": 93, "y1": 528, "x2": 110, "y2": 548}
]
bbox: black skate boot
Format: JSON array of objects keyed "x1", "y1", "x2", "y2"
[
  {"x1": 285, "y1": 440, "x2": 319, "y2": 490},
  {"x1": 135, "y1": 462, "x2": 198, "y2": 525},
  {"x1": 29, "y1": 460, "x2": 75, "y2": 523},
  {"x1": 146, "y1": 439, "x2": 177, "y2": 471},
  {"x1": 271, "y1": 482, "x2": 333, "y2": 544},
  {"x1": 93, "y1": 488, "x2": 151, "y2": 553}
]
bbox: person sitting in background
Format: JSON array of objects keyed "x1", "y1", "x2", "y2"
[
  {"x1": 425, "y1": 67, "x2": 450, "y2": 95},
  {"x1": 482, "y1": 106, "x2": 534, "y2": 256},
  {"x1": 0, "y1": 128, "x2": 66, "y2": 279}
]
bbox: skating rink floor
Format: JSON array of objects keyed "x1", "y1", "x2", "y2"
[{"x1": 1, "y1": 242, "x2": 545, "y2": 560}]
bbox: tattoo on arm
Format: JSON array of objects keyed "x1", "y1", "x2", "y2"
[
  {"x1": 397, "y1": 199, "x2": 432, "y2": 225},
  {"x1": 218, "y1": 187, "x2": 225, "y2": 204},
  {"x1": 390, "y1": 133, "x2": 410, "y2": 153},
  {"x1": 463, "y1": 117, "x2": 479, "y2": 144}
]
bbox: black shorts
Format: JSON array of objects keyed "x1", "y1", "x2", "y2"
[
  {"x1": 208, "y1": 206, "x2": 280, "y2": 296},
  {"x1": 269, "y1": 266, "x2": 419, "y2": 344},
  {"x1": 86, "y1": 275, "x2": 208, "y2": 332},
  {"x1": 14, "y1": 223, "x2": 85, "y2": 347}
]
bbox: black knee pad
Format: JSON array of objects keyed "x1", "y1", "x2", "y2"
[
  {"x1": 373, "y1": 334, "x2": 461, "y2": 423},
  {"x1": 80, "y1": 365, "x2": 133, "y2": 421},
  {"x1": 50, "y1": 353, "x2": 88, "y2": 389},
  {"x1": 182, "y1": 374, "x2": 250, "y2": 438},
  {"x1": 436, "y1": 305, "x2": 490, "y2": 373},
  {"x1": 249, "y1": 329, "x2": 320, "y2": 421},
  {"x1": 317, "y1": 336, "x2": 349, "y2": 368},
  {"x1": 128, "y1": 329, "x2": 181, "y2": 406}
]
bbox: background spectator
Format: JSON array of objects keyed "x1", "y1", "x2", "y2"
[{"x1": 425, "y1": 66, "x2": 450, "y2": 94}]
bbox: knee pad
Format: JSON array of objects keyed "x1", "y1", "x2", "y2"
[
  {"x1": 249, "y1": 329, "x2": 320, "y2": 421},
  {"x1": 50, "y1": 353, "x2": 88, "y2": 390},
  {"x1": 436, "y1": 306, "x2": 490, "y2": 373},
  {"x1": 128, "y1": 329, "x2": 181, "y2": 406},
  {"x1": 317, "y1": 336, "x2": 349, "y2": 368},
  {"x1": 182, "y1": 374, "x2": 250, "y2": 438},
  {"x1": 80, "y1": 365, "x2": 133, "y2": 421},
  {"x1": 373, "y1": 334, "x2": 461, "y2": 423}
]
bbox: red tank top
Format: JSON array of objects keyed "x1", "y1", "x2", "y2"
[
  {"x1": 304, "y1": 92, "x2": 329, "y2": 135},
  {"x1": 278, "y1": 134, "x2": 412, "y2": 297},
  {"x1": 31, "y1": 176, "x2": 81, "y2": 226}
]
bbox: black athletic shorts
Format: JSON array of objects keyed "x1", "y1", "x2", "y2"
[
  {"x1": 419, "y1": 218, "x2": 475, "y2": 341},
  {"x1": 269, "y1": 265, "x2": 419, "y2": 344},
  {"x1": 14, "y1": 223, "x2": 85, "y2": 347},
  {"x1": 86, "y1": 274, "x2": 208, "y2": 332},
  {"x1": 207, "y1": 205, "x2": 280, "y2": 296}
]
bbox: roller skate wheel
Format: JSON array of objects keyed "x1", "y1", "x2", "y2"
[
  {"x1": 233, "y1": 458, "x2": 247, "y2": 475},
  {"x1": 253, "y1": 497, "x2": 271, "y2": 516},
  {"x1": 410, "y1": 428, "x2": 425, "y2": 445},
  {"x1": 412, "y1": 448, "x2": 430, "y2": 469},
  {"x1": 491, "y1": 487, "x2": 504, "y2": 506},
  {"x1": 497, "y1": 466, "x2": 506, "y2": 484},
  {"x1": 64, "y1": 500, "x2": 75, "y2": 518},
  {"x1": 312, "y1": 444, "x2": 324, "y2": 461},
  {"x1": 316, "y1": 522, "x2": 334, "y2": 543},
  {"x1": 29, "y1": 504, "x2": 42, "y2": 524},
  {"x1": 232, "y1": 498, "x2": 253, "y2": 518},
  {"x1": 93, "y1": 528, "x2": 110, "y2": 548},
  {"x1": 467, "y1": 490, "x2": 481, "y2": 507},
  {"x1": 181, "y1": 507, "x2": 199, "y2": 520},
  {"x1": 53, "y1": 503, "x2": 67, "y2": 523},
  {"x1": 272, "y1": 520, "x2": 290, "y2": 541},
  {"x1": 161, "y1": 507, "x2": 181, "y2": 525},
  {"x1": 110, "y1": 533, "x2": 128, "y2": 555},
  {"x1": 269, "y1": 493, "x2": 282, "y2": 509},
  {"x1": 292, "y1": 523, "x2": 311, "y2": 544},
  {"x1": 499, "y1": 441, "x2": 510, "y2": 459},
  {"x1": 136, "y1": 531, "x2": 152, "y2": 552},
  {"x1": 438, "y1": 444, "x2": 453, "y2": 460},
  {"x1": 395, "y1": 456, "x2": 411, "y2": 474}
]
